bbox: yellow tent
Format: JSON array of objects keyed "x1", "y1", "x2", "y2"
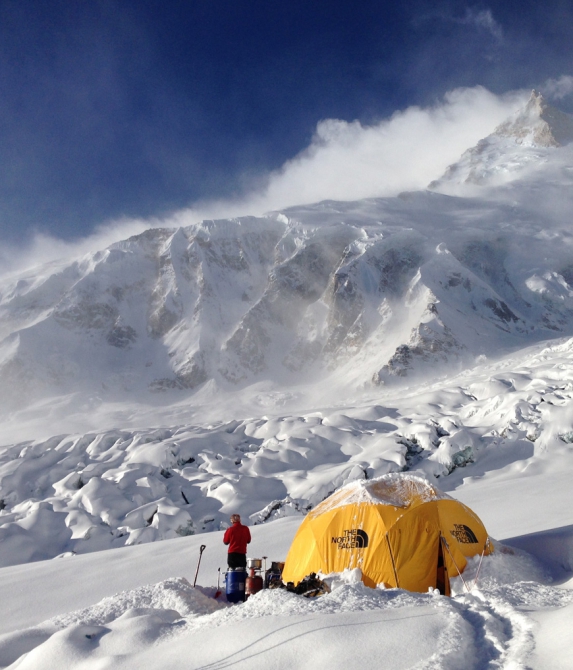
[{"x1": 282, "y1": 474, "x2": 491, "y2": 595}]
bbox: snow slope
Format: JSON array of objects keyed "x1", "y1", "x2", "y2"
[
  {"x1": 0, "y1": 509, "x2": 572, "y2": 669},
  {"x1": 1, "y1": 93, "x2": 573, "y2": 668}
]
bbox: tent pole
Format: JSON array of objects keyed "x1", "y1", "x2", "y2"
[
  {"x1": 385, "y1": 534, "x2": 400, "y2": 588},
  {"x1": 440, "y1": 535, "x2": 471, "y2": 594}
]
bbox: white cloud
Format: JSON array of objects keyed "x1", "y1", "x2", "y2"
[
  {"x1": 460, "y1": 8, "x2": 503, "y2": 41},
  {"x1": 0, "y1": 85, "x2": 528, "y2": 278},
  {"x1": 542, "y1": 75, "x2": 573, "y2": 101}
]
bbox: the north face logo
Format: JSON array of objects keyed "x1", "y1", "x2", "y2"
[
  {"x1": 331, "y1": 529, "x2": 369, "y2": 549},
  {"x1": 450, "y1": 524, "x2": 478, "y2": 544}
]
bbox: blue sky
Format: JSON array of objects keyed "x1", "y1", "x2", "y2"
[{"x1": 0, "y1": 0, "x2": 572, "y2": 246}]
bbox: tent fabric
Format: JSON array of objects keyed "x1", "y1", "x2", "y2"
[{"x1": 282, "y1": 473, "x2": 490, "y2": 594}]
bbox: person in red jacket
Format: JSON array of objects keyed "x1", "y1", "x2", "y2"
[{"x1": 223, "y1": 514, "x2": 251, "y2": 569}]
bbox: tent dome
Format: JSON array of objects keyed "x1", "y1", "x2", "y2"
[{"x1": 282, "y1": 473, "x2": 490, "y2": 595}]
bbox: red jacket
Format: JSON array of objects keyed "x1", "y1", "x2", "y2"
[{"x1": 223, "y1": 522, "x2": 251, "y2": 554}]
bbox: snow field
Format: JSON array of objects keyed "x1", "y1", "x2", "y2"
[{"x1": 1, "y1": 540, "x2": 571, "y2": 669}]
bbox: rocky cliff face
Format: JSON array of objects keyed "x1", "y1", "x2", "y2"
[{"x1": 495, "y1": 90, "x2": 573, "y2": 147}]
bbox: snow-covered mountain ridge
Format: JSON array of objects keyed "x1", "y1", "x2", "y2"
[{"x1": 3, "y1": 169, "x2": 573, "y2": 410}]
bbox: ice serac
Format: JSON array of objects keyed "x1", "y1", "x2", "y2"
[{"x1": 430, "y1": 90, "x2": 573, "y2": 190}]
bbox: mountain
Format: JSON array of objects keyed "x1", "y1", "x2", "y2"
[
  {"x1": 429, "y1": 90, "x2": 573, "y2": 190},
  {"x1": 2, "y1": 183, "x2": 573, "y2": 412},
  {"x1": 2, "y1": 92, "x2": 573, "y2": 412}
]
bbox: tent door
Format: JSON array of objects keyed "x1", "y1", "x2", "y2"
[{"x1": 436, "y1": 537, "x2": 450, "y2": 596}]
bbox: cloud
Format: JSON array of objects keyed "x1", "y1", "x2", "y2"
[
  {"x1": 0, "y1": 85, "x2": 527, "y2": 278},
  {"x1": 460, "y1": 8, "x2": 503, "y2": 41},
  {"x1": 175, "y1": 85, "x2": 527, "y2": 221},
  {"x1": 542, "y1": 75, "x2": 573, "y2": 101}
]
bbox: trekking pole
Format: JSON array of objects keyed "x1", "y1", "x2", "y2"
[
  {"x1": 262, "y1": 556, "x2": 268, "y2": 588},
  {"x1": 193, "y1": 544, "x2": 207, "y2": 587},
  {"x1": 214, "y1": 567, "x2": 222, "y2": 599}
]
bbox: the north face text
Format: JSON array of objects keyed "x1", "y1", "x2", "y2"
[
  {"x1": 331, "y1": 529, "x2": 369, "y2": 549},
  {"x1": 450, "y1": 524, "x2": 478, "y2": 544}
]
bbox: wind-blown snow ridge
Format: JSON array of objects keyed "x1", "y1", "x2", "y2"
[{"x1": 48, "y1": 577, "x2": 223, "y2": 629}]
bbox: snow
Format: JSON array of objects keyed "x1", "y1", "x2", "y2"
[
  {"x1": 1, "y1": 523, "x2": 571, "y2": 668},
  {"x1": 430, "y1": 91, "x2": 573, "y2": 192},
  {"x1": 2, "y1": 343, "x2": 573, "y2": 668},
  {"x1": 308, "y1": 472, "x2": 450, "y2": 515},
  {"x1": 1, "y1": 94, "x2": 573, "y2": 668},
  {"x1": 529, "y1": 602, "x2": 573, "y2": 670},
  {"x1": 5, "y1": 607, "x2": 451, "y2": 670}
]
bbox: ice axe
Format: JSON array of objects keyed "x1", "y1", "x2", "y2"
[
  {"x1": 214, "y1": 567, "x2": 222, "y2": 599},
  {"x1": 193, "y1": 544, "x2": 207, "y2": 587}
]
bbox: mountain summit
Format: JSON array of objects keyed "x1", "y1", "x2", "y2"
[
  {"x1": 495, "y1": 90, "x2": 573, "y2": 147},
  {"x1": 430, "y1": 91, "x2": 573, "y2": 189}
]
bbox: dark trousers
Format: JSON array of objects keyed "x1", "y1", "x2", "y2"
[{"x1": 227, "y1": 552, "x2": 247, "y2": 569}]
